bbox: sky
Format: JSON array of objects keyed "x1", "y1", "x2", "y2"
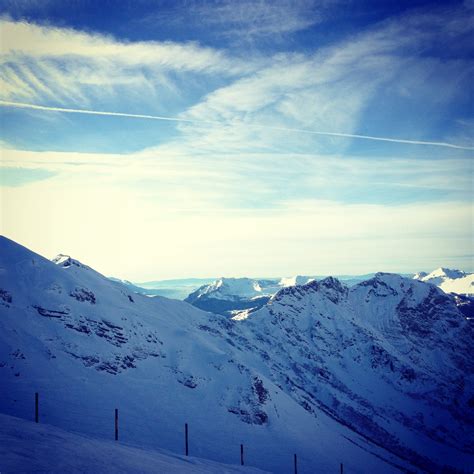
[{"x1": 0, "y1": 0, "x2": 473, "y2": 280}]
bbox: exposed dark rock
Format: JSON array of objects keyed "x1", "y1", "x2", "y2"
[
  {"x1": 11, "y1": 350, "x2": 25, "y2": 360},
  {"x1": 69, "y1": 288, "x2": 96, "y2": 304},
  {"x1": 86, "y1": 319, "x2": 128, "y2": 347},
  {"x1": 227, "y1": 406, "x2": 268, "y2": 425},
  {"x1": 0, "y1": 288, "x2": 12, "y2": 304},
  {"x1": 33, "y1": 305, "x2": 70, "y2": 318},
  {"x1": 253, "y1": 377, "x2": 269, "y2": 404}
]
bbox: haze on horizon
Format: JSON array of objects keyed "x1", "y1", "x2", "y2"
[{"x1": 0, "y1": 0, "x2": 472, "y2": 281}]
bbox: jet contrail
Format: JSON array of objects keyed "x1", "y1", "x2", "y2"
[{"x1": 1, "y1": 99, "x2": 473, "y2": 150}]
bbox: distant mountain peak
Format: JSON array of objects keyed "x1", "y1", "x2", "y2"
[
  {"x1": 278, "y1": 275, "x2": 313, "y2": 287},
  {"x1": 428, "y1": 267, "x2": 466, "y2": 279},
  {"x1": 202, "y1": 277, "x2": 262, "y2": 298},
  {"x1": 413, "y1": 267, "x2": 473, "y2": 295},
  {"x1": 270, "y1": 276, "x2": 348, "y2": 305}
]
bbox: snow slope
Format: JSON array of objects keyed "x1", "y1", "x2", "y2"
[
  {"x1": 1, "y1": 236, "x2": 472, "y2": 473},
  {"x1": 0, "y1": 413, "x2": 267, "y2": 473},
  {"x1": 413, "y1": 267, "x2": 474, "y2": 295}
]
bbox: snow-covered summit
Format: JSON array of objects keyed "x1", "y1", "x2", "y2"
[
  {"x1": 271, "y1": 276, "x2": 347, "y2": 305},
  {"x1": 52, "y1": 253, "x2": 95, "y2": 270},
  {"x1": 199, "y1": 277, "x2": 264, "y2": 300},
  {"x1": 184, "y1": 277, "x2": 276, "y2": 316},
  {"x1": 414, "y1": 267, "x2": 473, "y2": 295},
  {"x1": 426, "y1": 267, "x2": 467, "y2": 280},
  {"x1": 278, "y1": 275, "x2": 314, "y2": 287},
  {"x1": 53, "y1": 254, "x2": 76, "y2": 266}
]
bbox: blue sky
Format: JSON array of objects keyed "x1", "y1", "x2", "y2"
[{"x1": 0, "y1": 0, "x2": 473, "y2": 280}]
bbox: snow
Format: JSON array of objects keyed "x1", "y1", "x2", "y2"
[
  {"x1": 190, "y1": 276, "x2": 315, "y2": 302},
  {"x1": 278, "y1": 276, "x2": 313, "y2": 287},
  {"x1": 414, "y1": 267, "x2": 474, "y2": 295},
  {"x1": 185, "y1": 277, "x2": 317, "y2": 316},
  {"x1": 0, "y1": 413, "x2": 267, "y2": 473},
  {"x1": 202, "y1": 278, "x2": 265, "y2": 299}
]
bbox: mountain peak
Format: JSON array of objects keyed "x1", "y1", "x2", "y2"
[
  {"x1": 52, "y1": 254, "x2": 88, "y2": 270},
  {"x1": 428, "y1": 267, "x2": 466, "y2": 279},
  {"x1": 271, "y1": 276, "x2": 348, "y2": 305},
  {"x1": 413, "y1": 267, "x2": 473, "y2": 295},
  {"x1": 278, "y1": 275, "x2": 313, "y2": 287},
  {"x1": 210, "y1": 277, "x2": 262, "y2": 296}
]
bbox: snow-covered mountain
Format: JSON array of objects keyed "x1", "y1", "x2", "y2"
[
  {"x1": 241, "y1": 276, "x2": 473, "y2": 471},
  {"x1": 185, "y1": 276, "x2": 313, "y2": 316},
  {"x1": 413, "y1": 267, "x2": 474, "y2": 295},
  {"x1": 1, "y1": 236, "x2": 473, "y2": 473}
]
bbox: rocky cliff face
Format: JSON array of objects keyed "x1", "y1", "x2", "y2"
[{"x1": 239, "y1": 273, "x2": 473, "y2": 471}]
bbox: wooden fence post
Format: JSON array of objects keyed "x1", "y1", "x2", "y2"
[
  {"x1": 294, "y1": 453, "x2": 298, "y2": 474},
  {"x1": 340, "y1": 462, "x2": 344, "y2": 474},
  {"x1": 115, "y1": 408, "x2": 119, "y2": 441},
  {"x1": 35, "y1": 392, "x2": 39, "y2": 423},
  {"x1": 240, "y1": 444, "x2": 244, "y2": 465},
  {"x1": 185, "y1": 423, "x2": 189, "y2": 456}
]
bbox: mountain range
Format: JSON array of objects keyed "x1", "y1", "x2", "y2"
[
  {"x1": 184, "y1": 269, "x2": 473, "y2": 317},
  {"x1": 413, "y1": 267, "x2": 474, "y2": 296},
  {"x1": 0, "y1": 235, "x2": 472, "y2": 473}
]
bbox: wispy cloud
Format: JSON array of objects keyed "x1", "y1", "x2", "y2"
[
  {"x1": 0, "y1": 19, "x2": 252, "y2": 74},
  {"x1": 188, "y1": 0, "x2": 323, "y2": 39},
  {"x1": 170, "y1": 11, "x2": 474, "y2": 155},
  {"x1": 0, "y1": 18, "x2": 257, "y2": 110},
  {"x1": 137, "y1": 0, "x2": 332, "y2": 45}
]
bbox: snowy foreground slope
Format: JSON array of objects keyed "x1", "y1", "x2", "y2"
[
  {"x1": 0, "y1": 236, "x2": 473, "y2": 473},
  {"x1": 0, "y1": 413, "x2": 267, "y2": 473}
]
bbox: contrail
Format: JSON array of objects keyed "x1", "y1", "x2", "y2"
[{"x1": 1, "y1": 99, "x2": 473, "y2": 151}]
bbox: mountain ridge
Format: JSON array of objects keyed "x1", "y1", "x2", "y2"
[{"x1": 413, "y1": 267, "x2": 473, "y2": 295}]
